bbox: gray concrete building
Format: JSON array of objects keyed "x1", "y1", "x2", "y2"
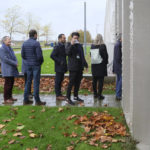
[{"x1": 105, "y1": 0, "x2": 150, "y2": 149}]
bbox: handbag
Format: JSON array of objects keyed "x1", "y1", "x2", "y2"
[{"x1": 90, "y1": 48, "x2": 103, "y2": 64}]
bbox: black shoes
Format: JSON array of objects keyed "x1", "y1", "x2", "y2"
[
  {"x1": 35, "y1": 101, "x2": 46, "y2": 106},
  {"x1": 98, "y1": 95, "x2": 105, "y2": 100},
  {"x1": 116, "y1": 97, "x2": 122, "y2": 101},
  {"x1": 23, "y1": 100, "x2": 33, "y2": 105},
  {"x1": 94, "y1": 94, "x2": 98, "y2": 98},
  {"x1": 74, "y1": 97, "x2": 84, "y2": 102},
  {"x1": 66, "y1": 99, "x2": 75, "y2": 105}
]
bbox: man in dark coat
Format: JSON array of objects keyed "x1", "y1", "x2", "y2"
[
  {"x1": 113, "y1": 34, "x2": 122, "y2": 100},
  {"x1": 51, "y1": 34, "x2": 67, "y2": 100},
  {"x1": 66, "y1": 32, "x2": 88, "y2": 105},
  {"x1": 21, "y1": 29, "x2": 46, "y2": 105}
]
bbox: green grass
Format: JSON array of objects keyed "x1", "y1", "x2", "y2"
[
  {"x1": 0, "y1": 106, "x2": 137, "y2": 150},
  {"x1": 15, "y1": 47, "x2": 92, "y2": 74}
]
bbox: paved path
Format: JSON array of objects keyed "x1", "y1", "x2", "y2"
[{"x1": 0, "y1": 94, "x2": 121, "y2": 108}]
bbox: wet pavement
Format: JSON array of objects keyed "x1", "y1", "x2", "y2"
[{"x1": 0, "y1": 94, "x2": 121, "y2": 108}]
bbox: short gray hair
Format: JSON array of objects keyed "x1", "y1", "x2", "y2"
[
  {"x1": 117, "y1": 33, "x2": 122, "y2": 41},
  {"x1": 1, "y1": 36, "x2": 10, "y2": 43}
]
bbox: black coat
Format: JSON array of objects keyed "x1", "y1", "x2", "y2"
[
  {"x1": 91, "y1": 44, "x2": 108, "y2": 77},
  {"x1": 50, "y1": 42, "x2": 67, "y2": 73},
  {"x1": 65, "y1": 42, "x2": 88, "y2": 71},
  {"x1": 113, "y1": 41, "x2": 122, "y2": 75}
]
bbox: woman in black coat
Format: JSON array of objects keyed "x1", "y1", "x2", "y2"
[{"x1": 91, "y1": 34, "x2": 108, "y2": 100}]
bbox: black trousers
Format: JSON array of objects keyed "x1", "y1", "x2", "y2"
[
  {"x1": 4, "y1": 77, "x2": 14, "y2": 100},
  {"x1": 92, "y1": 76, "x2": 104, "y2": 96},
  {"x1": 67, "y1": 70, "x2": 83, "y2": 99},
  {"x1": 55, "y1": 72, "x2": 64, "y2": 97}
]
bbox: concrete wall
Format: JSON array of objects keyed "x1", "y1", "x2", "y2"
[
  {"x1": 131, "y1": 0, "x2": 150, "y2": 149},
  {"x1": 105, "y1": 0, "x2": 150, "y2": 149}
]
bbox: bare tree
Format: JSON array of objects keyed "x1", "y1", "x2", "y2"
[
  {"x1": 1, "y1": 6, "x2": 24, "y2": 39},
  {"x1": 41, "y1": 24, "x2": 52, "y2": 43}
]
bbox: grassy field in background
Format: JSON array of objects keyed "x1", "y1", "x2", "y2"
[
  {"x1": 0, "y1": 106, "x2": 137, "y2": 150},
  {"x1": 16, "y1": 47, "x2": 91, "y2": 74}
]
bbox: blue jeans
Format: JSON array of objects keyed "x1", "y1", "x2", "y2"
[
  {"x1": 24, "y1": 66, "x2": 41, "y2": 102},
  {"x1": 116, "y1": 74, "x2": 122, "y2": 98}
]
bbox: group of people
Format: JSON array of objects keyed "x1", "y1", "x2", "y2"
[{"x1": 0, "y1": 29, "x2": 122, "y2": 105}]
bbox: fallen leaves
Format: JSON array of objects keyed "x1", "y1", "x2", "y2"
[
  {"x1": 13, "y1": 132, "x2": 23, "y2": 137},
  {"x1": 8, "y1": 139, "x2": 15, "y2": 144},
  {"x1": 0, "y1": 124, "x2": 5, "y2": 129},
  {"x1": 29, "y1": 133, "x2": 37, "y2": 138},
  {"x1": 66, "y1": 111, "x2": 128, "y2": 148},
  {"x1": 66, "y1": 146, "x2": 74, "y2": 150},
  {"x1": 58, "y1": 107, "x2": 64, "y2": 112}
]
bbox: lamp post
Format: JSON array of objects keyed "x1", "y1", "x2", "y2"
[{"x1": 84, "y1": 1, "x2": 87, "y2": 55}]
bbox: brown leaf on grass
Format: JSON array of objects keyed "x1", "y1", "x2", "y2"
[
  {"x1": 101, "y1": 144, "x2": 109, "y2": 149},
  {"x1": 3, "y1": 119, "x2": 11, "y2": 123},
  {"x1": 20, "y1": 136, "x2": 26, "y2": 139},
  {"x1": 29, "y1": 133, "x2": 37, "y2": 138},
  {"x1": 89, "y1": 140, "x2": 98, "y2": 147},
  {"x1": 58, "y1": 107, "x2": 64, "y2": 112},
  {"x1": 63, "y1": 132, "x2": 70, "y2": 137},
  {"x1": 66, "y1": 115, "x2": 77, "y2": 120},
  {"x1": 84, "y1": 126, "x2": 91, "y2": 133},
  {"x1": 13, "y1": 132, "x2": 23, "y2": 137},
  {"x1": 17, "y1": 123, "x2": 23, "y2": 126},
  {"x1": 80, "y1": 136, "x2": 87, "y2": 141},
  {"x1": 47, "y1": 144, "x2": 52, "y2": 150},
  {"x1": 66, "y1": 146, "x2": 74, "y2": 150},
  {"x1": 8, "y1": 139, "x2": 15, "y2": 144},
  {"x1": 41, "y1": 107, "x2": 46, "y2": 112},
  {"x1": 28, "y1": 130, "x2": 34, "y2": 133},
  {"x1": 100, "y1": 136, "x2": 112, "y2": 143},
  {"x1": 1, "y1": 129, "x2": 7, "y2": 135},
  {"x1": 51, "y1": 126, "x2": 55, "y2": 129},
  {"x1": 0, "y1": 124, "x2": 5, "y2": 129},
  {"x1": 29, "y1": 116, "x2": 36, "y2": 119},
  {"x1": 112, "y1": 139, "x2": 118, "y2": 143},
  {"x1": 70, "y1": 132, "x2": 78, "y2": 138},
  {"x1": 31, "y1": 110, "x2": 35, "y2": 113}
]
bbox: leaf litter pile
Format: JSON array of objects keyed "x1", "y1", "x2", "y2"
[
  {"x1": 65, "y1": 110, "x2": 129, "y2": 149},
  {"x1": 0, "y1": 77, "x2": 115, "y2": 93}
]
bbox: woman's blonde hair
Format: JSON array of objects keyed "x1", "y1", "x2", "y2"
[{"x1": 94, "y1": 34, "x2": 104, "y2": 45}]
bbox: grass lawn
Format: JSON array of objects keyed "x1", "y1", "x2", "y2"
[
  {"x1": 15, "y1": 47, "x2": 91, "y2": 74},
  {"x1": 0, "y1": 106, "x2": 137, "y2": 150}
]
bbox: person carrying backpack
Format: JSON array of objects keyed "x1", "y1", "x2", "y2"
[{"x1": 90, "y1": 34, "x2": 108, "y2": 100}]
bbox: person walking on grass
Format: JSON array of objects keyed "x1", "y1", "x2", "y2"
[
  {"x1": 0, "y1": 36, "x2": 19, "y2": 104},
  {"x1": 91, "y1": 34, "x2": 108, "y2": 100},
  {"x1": 113, "y1": 33, "x2": 122, "y2": 100},
  {"x1": 66, "y1": 32, "x2": 88, "y2": 105},
  {"x1": 21, "y1": 29, "x2": 46, "y2": 105},
  {"x1": 51, "y1": 34, "x2": 67, "y2": 101}
]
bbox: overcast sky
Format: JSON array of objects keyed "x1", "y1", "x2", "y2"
[{"x1": 0, "y1": 0, "x2": 106, "y2": 40}]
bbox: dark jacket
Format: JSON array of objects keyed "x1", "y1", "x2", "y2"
[
  {"x1": 0, "y1": 44, "x2": 19, "y2": 77},
  {"x1": 50, "y1": 42, "x2": 67, "y2": 73},
  {"x1": 65, "y1": 42, "x2": 88, "y2": 71},
  {"x1": 21, "y1": 37, "x2": 44, "y2": 66},
  {"x1": 113, "y1": 40, "x2": 122, "y2": 74},
  {"x1": 91, "y1": 44, "x2": 108, "y2": 77}
]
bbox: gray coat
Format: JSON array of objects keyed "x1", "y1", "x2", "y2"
[{"x1": 0, "y1": 45, "x2": 19, "y2": 77}]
